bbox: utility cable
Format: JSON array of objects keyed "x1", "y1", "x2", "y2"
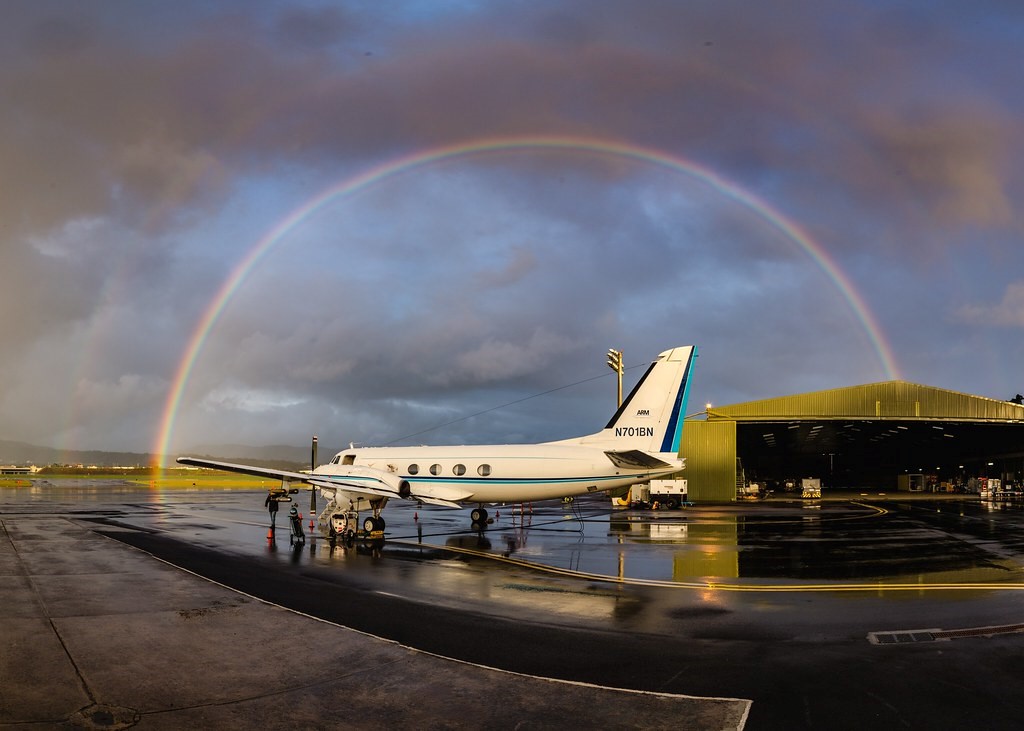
[{"x1": 383, "y1": 362, "x2": 644, "y2": 446}]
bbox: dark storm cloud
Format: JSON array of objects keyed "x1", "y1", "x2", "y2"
[
  {"x1": 5, "y1": 1, "x2": 1018, "y2": 239},
  {"x1": 2, "y1": 0, "x2": 1023, "y2": 451}
]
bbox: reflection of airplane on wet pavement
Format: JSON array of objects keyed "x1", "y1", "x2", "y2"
[{"x1": 178, "y1": 345, "x2": 696, "y2": 538}]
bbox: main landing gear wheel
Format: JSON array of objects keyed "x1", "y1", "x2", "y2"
[
  {"x1": 470, "y1": 507, "x2": 488, "y2": 524},
  {"x1": 362, "y1": 516, "x2": 385, "y2": 533}
]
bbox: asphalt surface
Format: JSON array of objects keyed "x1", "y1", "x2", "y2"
[
  {"x1": 5, "y1": 483, "x2": 1024, "y2": 729},
  {"x1": 0, "y1": 504, "x2": 746, "y2": 729}
]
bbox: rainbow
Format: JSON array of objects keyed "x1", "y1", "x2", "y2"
[{"x1": 153, "y1": 135, "x2": 900, "y2": 465}]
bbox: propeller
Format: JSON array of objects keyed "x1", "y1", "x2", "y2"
[{"x1": 310, "y1": 435, "x2": 318, "y2": 516}]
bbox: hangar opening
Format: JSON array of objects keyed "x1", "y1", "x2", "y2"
[{"x1": 681, "y1": 381, "x2": 1024, "y2": 502}]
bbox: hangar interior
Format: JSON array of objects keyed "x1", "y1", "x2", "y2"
[{"x1": 681, "y1": 381, "x2": 1024, "y2": 501}]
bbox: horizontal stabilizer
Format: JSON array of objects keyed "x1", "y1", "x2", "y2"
[{"x1": 604, "y1": 450, "x2": 674, "y2": 470}]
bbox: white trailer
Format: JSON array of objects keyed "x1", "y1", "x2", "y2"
[
  {"x1": 611, "y1": 479, "x2": 688, "y2": 508},
  {"x1": 646, "y1": 479, "x2": 688, "y2": 508}
]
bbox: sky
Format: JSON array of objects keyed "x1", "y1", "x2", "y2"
[{"x1": 3, "y1": 0, "x2": 1024, "y2": 459}]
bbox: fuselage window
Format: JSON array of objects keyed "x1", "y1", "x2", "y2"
[
  {"x1": 408, "y1": 464, "x2": 419, "y2": 475},
  {"x1": 477, "y1": 464, "x2": 491, "y2": 476},
  {"x1": 429, "y1": 463, "x2": 442, "y2": 476},
  {"x1": 453, "y1": 464, "x2": 466, "y2": 476}
]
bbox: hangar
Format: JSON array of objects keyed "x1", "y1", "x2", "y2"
[{"x1": 680, "y1": 381, "x2": 1024, "y2": 502}]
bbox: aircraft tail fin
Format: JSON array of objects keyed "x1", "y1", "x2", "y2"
[{"x1": 575, "y1": 345, "x2": 696, "y2": 453}]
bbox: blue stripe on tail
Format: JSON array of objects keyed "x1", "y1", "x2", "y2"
[{"x1": 659, "y1": 347, "x2": 697, "y2": 453}]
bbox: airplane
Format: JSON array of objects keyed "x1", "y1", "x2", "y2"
[{"x1": 177, "y1": 345, "x2": 696, "y2": 538}]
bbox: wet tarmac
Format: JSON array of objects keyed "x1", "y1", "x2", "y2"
[{"x1": 5, "y1": 482, "x2": 1024, "y2": 729}]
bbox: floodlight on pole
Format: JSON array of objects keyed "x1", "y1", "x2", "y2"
[{"x1": 606, "y1": 348, "x2": 624, "y2": 407}]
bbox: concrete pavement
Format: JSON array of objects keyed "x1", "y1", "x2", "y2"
[{"x1": 0, "y1": 516, "x2": 750, "y2": 730}]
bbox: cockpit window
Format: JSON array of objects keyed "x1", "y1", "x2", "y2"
[{"x1": 342, "y1": 454, "x2": 356, "y2": 465}]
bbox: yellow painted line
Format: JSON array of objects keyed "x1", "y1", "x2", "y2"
[
  {"x1": 392, "y1": 538, "x2": 1024, "y2": 594},
  {"x1": 849, "y1": 501, "x2": 889, "y2": 518},
  {"x1": 720, "y1": 501, "x2": 888, "y2": 525}
]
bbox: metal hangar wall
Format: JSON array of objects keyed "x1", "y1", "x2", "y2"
[
  {"x1": 680, "y1": 381, "x2": 1024, "y2": 501},
  {"x1": 681, "y1": 420, "x2": 737, "y2": 502}
]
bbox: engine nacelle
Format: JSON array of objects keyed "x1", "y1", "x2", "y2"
[{"x1": 329, "y1": 465, "x2": 414, "y2": 500}]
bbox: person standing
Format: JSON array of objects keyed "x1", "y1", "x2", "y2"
[{"x1": 265, "y1": 490, "x2": 280, "y2": 528}]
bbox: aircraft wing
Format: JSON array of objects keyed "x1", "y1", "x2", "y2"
[
  {"x1": 604, "y1": 450, "x2": 676, "y2": 470},
  {"x1": 305, "y1": 476, "x2": 404, "y2": 500},
  {"x1": 176, "y1": 456, "x2": 477, "y2": 507},
  {"x1": 177, "y1": 457, "x2": 315, "y2": 483},
  {"x1": 176, "y1": 457, "x2": 408, "y2": 500},
  {"x1": 307, "y1": 478, "x2": 473, "y2": 508}
]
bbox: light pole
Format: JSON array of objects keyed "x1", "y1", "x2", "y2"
[{"x1": 607, "y1": 348, "x2": 624, "y2": 407}]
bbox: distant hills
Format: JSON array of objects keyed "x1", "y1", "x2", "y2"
[
  {"x1": 0, "y1": 439, "x2": 330, "y2": 471},
  {"x1": 0, "y1": 439, "x2": 153, "y2": 467}
]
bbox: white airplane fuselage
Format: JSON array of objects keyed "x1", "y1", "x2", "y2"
[{"x1": 314, "y1": 442, "x2": 682, "y2": 508}]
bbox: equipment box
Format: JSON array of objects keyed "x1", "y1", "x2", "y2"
[
  {"x1": 613, "y1": 479, "x2": 688, "y2": 509},
  {"x1": 801, "y1": 478, "x2": 821, "y2": 498},
  {"x1": 647, "y1": 479, "x2": 688, "y2": 508}
]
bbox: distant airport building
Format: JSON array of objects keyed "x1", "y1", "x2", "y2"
[{"x1": 681, "y1": 381, "x2": 1024, "y2": 502}]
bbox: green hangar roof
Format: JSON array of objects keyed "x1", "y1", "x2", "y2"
[
  {"x1": 680, "y1": 381, "x2": 1024, "y2": 500},
  {"x1": 706, "y1": 381, "x2": 1024, "y2": 423}
]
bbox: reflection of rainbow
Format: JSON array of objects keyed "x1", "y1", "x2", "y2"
[{"x1": 153, "y1": 135, "x2": 900, "y2": 465}]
